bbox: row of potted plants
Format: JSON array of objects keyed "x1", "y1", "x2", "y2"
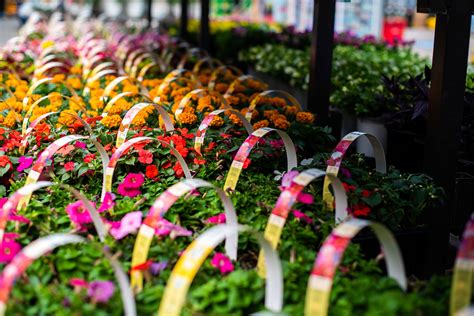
[{"x1": 0, "y1": 14, "x2": 456, "y2": 315}]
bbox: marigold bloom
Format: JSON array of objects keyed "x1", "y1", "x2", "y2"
[
  {"x1": 101, "y1": 114, "x2": 122, "y2": 128},
  {"x1": 229, "y1": 113, "x2": 243, "y2": 126},
  {"x1": 3, "y1": 111, "x2": 20, "y2": 128},
  {"x1": 296, "y1": 112, "x2": 315, "y2": 124},
  {"x1": 178, "y1": 112, "x2": 197, "y2": 125},
  {"x1": 284, "y1": 106, "x2": 298, "y2": 116},
  {"x1": 209, "y1": 116, "x2": 224, "y2": 128},
  {"x1": 253, "y1": 119, "x2": 269, "y2": 130},
  {"x1": 214, "y1": 83, "x2": 229, "y2": 94},
  {"x1": 273, "y1": 118, "x2": 290, "y2": 130}
]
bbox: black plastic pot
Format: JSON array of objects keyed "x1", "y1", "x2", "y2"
[{"x1": 386, "y1": 128, "x2": 425, "y2": 172}]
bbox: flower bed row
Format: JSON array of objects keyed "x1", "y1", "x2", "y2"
[{"x1": 0, "y1": 14, "x2": 460, "y2": 316}]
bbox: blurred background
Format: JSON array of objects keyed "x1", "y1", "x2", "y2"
[{"x1": 0, "y1": 0, "x2": 472, "y2": 59}]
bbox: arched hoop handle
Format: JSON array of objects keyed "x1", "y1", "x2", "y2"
[
  {"x1": 223, "y1": 127, "x2": 297, "y2": 193},
  {"x1": 0, "y1": 234, "x2": 136, "y2": 316},
  {"x1": 194, "y1": 109, "x2": 253, "y2": 156},
  {"x1": 18, "y1": 135, "x2": 109, "y2": 210},
  {"x1": 103, "y1": 136, "x2": 191, "y2": 195},
  {"x1": 115, "y1": 102, "x2": 175, "y2": 147},
  {"x1": 257, "y1": 169, "x2": 348, "y2": 276},
  {"x1": 322, "y1": 131, "x2": 386, "y2": 210},
  {"x1": 305, "y1": 218, "x2": 406, "y2": 316},
  {"x1": 158, "y1": 224, "x2": 283, "y2": 315},
  {"x1": 130, "y1": 179, "x2": 239, "y2": 292}
]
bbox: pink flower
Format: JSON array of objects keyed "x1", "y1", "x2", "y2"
[
  {"x1": 205, "y1": 213, "x2": 226, "y2": 224},
  {"x1": 117, "y1": 173, "x2": 144, "y2": 198},
  {"x1": 97, "y1": 192, "x2": 115, "y2": 213},
  {"x1": 210, "y1": 252, "x2": 234, "y2": 274},
  {"x1": 87, "y1": 280, "x2": 115, "y2": 303},
  {"x1": 297, "y1": 192, "x2": 314, "y2": 205},
  {"x1": 281, "y1": 170, "x2": 299, "y2": 189},
  {"x1": 0, "y1": 198, "x2": 30, "y2": 224},
  {"x1": 292, "y1": 209, "x2": 313, "y2": 224},
  {"x1": 17, "y1": 156, "x2": 33, "y2": 172},
  {"x1": 155, "y1": 218, "x2": 192, "y2": 239},
  {"x1": 75, "y1": 141, "x2": 87, "y2": 149},
  {"x1": 270, "y1": 139, "x2": 284, "y2": 149},
  {"x1": 0, "y1": 233, "x2": 21, "y2": 263},
  {"x1": 110, "y1": 211, "x2": 142, "y2": 240},
  {"x1": 65, "y1": 200, "x2": 97, "y2": 228},
  {"x1": 64, "y1": 161, "x2": 75, "y2": 172},
  {"x1": 69, "y1": 278, "x2": 88, "y2": 288}
]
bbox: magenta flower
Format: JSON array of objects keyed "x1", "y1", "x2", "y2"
[
  {"x1": 75, "y1": 141, "x2": 87, "y2": 149},
  {"x1": 297, "y1": 192, "x2": 314, "y2": 205},
  {"x1": 110, "y1": 211, "x2": 142, "y2": 240},
  {"x1": 69, "y1": 278, "x2": 88, "y2": 288},
  {"x1": 65, "y1": 200, "x2": 97, "y2": 228},
  {"x1": 340, "y1": 167, "x2": 352, "y2": 179},
  {"x1": 269, "y1": 139, "x2": 284, "y2": 149},
  {"x1": 205, "y1": 213, "x2": 226, "y2": 224},
  {"x1": 0, "y1": 198, "x2": 30, "y2": 224},
  {"x1": 210, "y1": 252, "x2": 234, "y2": 274},
  {"x1": 292, "y1": 209, "x2": 313, "y2": 224},
  {"x1": 117, "y1": 173, "x2": 144, "y2": 197},
  {"x1": 97, "y1": 192, "x2": 116, "y2": 213},
  {"x1": 155, "y1": 218, "x2": 192, "y2": 239},
  {"x1": 87, "y1": 280, "x2": 115, "y2": 303},
  {"x1": 17, "y1": 156, "x2": 33, "y2": 172},
  {"x1": 0, "y1": 233, "x2": 21, "y2": 263}
]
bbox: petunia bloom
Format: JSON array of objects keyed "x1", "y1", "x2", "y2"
[
  {"x1": 155, "y1": 218, "x2": 192, "y2": 239},
  {"x1": 17, "y1": 156, "x2": 33, "y2": 172},
  {"x1": 297, "y1": 192, "x2": 314, "y2": 205},
  {"x1": 205, "y1": 213, "x2": 226, "y2": 224},
  {"x1": 0, "y1": 233, "x2": 21, "y2": 263},
  {"x1": 138, "y1": 149, "x2": 153, "y2": 164},
  {"x1": 87, "y1": 280, "x2": 115, "y2": 303},
  {"x1": 210, "y1": 252, "x2": 234, "y2": 274},
  {"x1": 117, "y1": 173, "x2": 144, "y2": 197},
  {"x1": 75, "y1": 141, "x2": 87, "y2": 149},
  {"x1": 292, "y1": 209, "x2": 313, "y2": 224},
  {"x1": 97, "y1": 192, "x2": 115, "y2": 213},
  {"x1": 65, "y1": 200, "x2": 97, "y2": 228},
  {"x1": 110, "y1": 211, "x2": 142, "y2": 240}
]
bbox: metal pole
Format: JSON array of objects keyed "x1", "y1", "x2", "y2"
[
  {"x1": 307, "y1": 0, "x2": 336, "y2": 123},
  {"x1": 200, "y1": 0, "x2": 210, "y2": 51},
  {"x1": 423, "y1": 0, "x2": 472, "y2": 276},
  {"x1": 180, "y1": 0, "x2": 189, "y2": 39}
]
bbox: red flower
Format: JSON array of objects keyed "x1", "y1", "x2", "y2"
[
  {"x1": 64, "y1": 162, "x2": 75, "y2": 171},
  {"x1": 138, "y1": 149, "x2": 153, "y2": 164},
  {"x1": 84, "y1": 154, "x2": 96, "y2": 163},
  {"x1": 0, "y1": 156, "x2": 12, "y2": 171},
  {"x1": 342, "y1": 182, "x2": 356, "y2": 192},
  {"x1": 145, "y1": 165, "x2": 158, "y2": 178},
  {"x1": 193, "y1": 158, "x2": 206, "y2": 165},
  {"x1": 361, "y1": 190, "x2": 371, "y2": 198},
  {"x1": 353, "y1": 204, "x2": 371, "y2": 217},
  {"x1": 162, "y1": 161, "x2": 172, "y2": 169},
  {"x1": 205, "y1": 142, "x2": 217, "y2": 153},
  {"x1": 220, "y1": 133, "x2": 232, "y2": 139},
  {"x1": 173, "y1": 162, "x2": 184, "y2": 178}
]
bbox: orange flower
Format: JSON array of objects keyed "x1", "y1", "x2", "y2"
[
  {"x1": 146, "y1": 165, "x2": 159, "y2": 178},
  {"x1": 214, "y1": 83, "x2": 229, "y2": 94},
  {"x1": 209, "y1": 116, "x2": 224, "y2": 128},
  {"x1": 252, "y1": 119, "x2": 269, "y2": 130},
  {"x1": 273, "y1": 118, "x2": 290, "y2": 130},
  {"x1": 178, "y1": 112, "x2": 197, "y2": 125},
  {"x1": 296, "y1": 112, "x2": 315, "y2": 124},
  {"x1": 284, "y1": 106, "x2": 298, "y2": 116},
  {"x1": 229, "y1": 114, "x2": 242, "y2": 126}
]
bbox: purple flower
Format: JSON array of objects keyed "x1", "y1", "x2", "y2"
[
  {"x1": 110, "y1": 211, "x2": 142, "y2": 240},
  {"x1": 150, "y1": 261, "x2": 168, "y2": 275},
  {"x1": 17, "y1": 156, "x2": 33, "y2": 172},
  {"x1": 87, "y1": 280, "x2": 115, "y2": 303}
]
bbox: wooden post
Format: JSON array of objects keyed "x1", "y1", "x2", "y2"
[
  {"x1": 422, "y1": 0, "x2": 473, "y2": 275},
  {"x1": 200, "y1": 0, "x2": 210, "y2": 51},
  {"x1": 307, "y1": 0, "x2": 336, "y2": 123}
]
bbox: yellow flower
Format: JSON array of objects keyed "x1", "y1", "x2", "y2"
[
  {"x1": 183, "y1": 106, "x2": 195, "y2": 114},
  {"x1": 197, "y1": 96, "x2": 215, "y2": 113},
  {"x1": 209, "y1": 116, "x2": 224, "y2": 128},
  {"x1": 58, "y1": 110, "x2": 78, "y2": 126},
  {"x1": 178, "y1": 112, "x2": 197, "y2": 125},
  {"x1": 132, "y1": 112, "x2": 148, "y2": 127},
  {"x1": 273, "y1": 118, "x2": 290, "y2": 130},
  {"x1": 52, "y1": 74, "x2": 66, "y2": 83},
  {"x1": 123, "y1": 84, "x2": 139, "y2": 94},
  {"x1": 0, "y1": 102, "x2": 8, "y2": 111},
  {"x1": 90, "y1": 97, "x2": 104, "y2": 110},
  {"x1": 70, "y1": 66, "x2": 82, "y2": 75},
  {"x1": 67, "y1": 77, "x2": 82, "y2": 90},
  {"x1": 253, "y1": 119, "x2": 269, "y2": 130},
  {"x1": 90, "y1": 89, "x2": 105, "y2": 98},
  {"x1": 296, "y1": 112, "x2": 315, "y2": 124},
  {"x1": 3, "y1": 110, "x2": 20, "y2": 128},
  {"x1": 101, "y1": 114, "x2": 122, "y2": 128}
]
